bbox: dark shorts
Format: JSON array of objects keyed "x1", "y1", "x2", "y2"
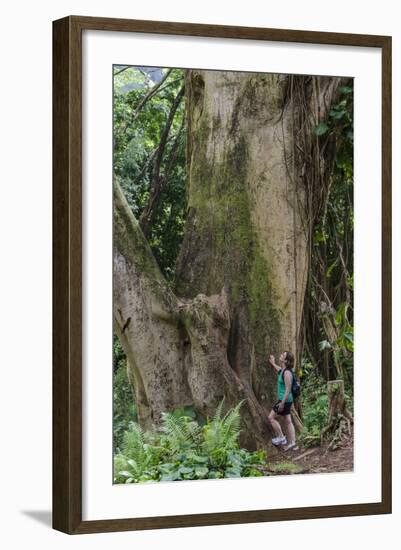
[{"x1": 272, "y1": 400, "x2": 292, "y2": 416}]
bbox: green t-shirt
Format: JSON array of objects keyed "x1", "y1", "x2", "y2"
[{"x1": 278, "y1": 368, "x2": 293, "y2": 403}]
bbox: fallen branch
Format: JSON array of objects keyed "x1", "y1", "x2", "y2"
[{"x1": 293, "y1": 448, "x2": 317, "y2": 462}]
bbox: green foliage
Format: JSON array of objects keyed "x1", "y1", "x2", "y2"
[
  {"x1": 114, "y1": 424, "x2": 165, "y2": 483},
  {"x1": 334, "y1": 302, "x2": 354, "y2": 353},
  {"x1": 315, "y1": 86, "x2": 353, "y2": 162},
  {"x1": 314, "y1": 122, "x2": 329, "y2": 136},
  {"x1": 299, "y1": 358, "x2": 353, "y2": 447},
  {"x1": 268, "y1": 462, "x2": 302, "y2": 475},
  {"x1": 114, "y1": 401, "x2": 267, "y2": 484},
  {"x1": 317, "y1": 301, "x2": 354, "y2": 384},
  {"x1": 304, "y1": 84, "x2": 354, "y2": 381},
  {"x1": 159, "y1": 411, "x2": 203, "y2": 454},
  {"x1": 113, "y1": 66, "x2": 187, "y2": 281},
  {"x1": 202, "y1": 400, "x2": 242, "y2": 463},
  {"x1": 298, "y1": 363, "x2": 329, "y2": 446},
  {"x1": 113, "y1": 335, "x2": 137, "y2": 452}
]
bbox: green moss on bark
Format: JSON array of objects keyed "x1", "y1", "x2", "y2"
[
  {"x1": 114, "y1": 182, "x2": 178, "y2": 314},
  {"x1": 178, "y1": 106, "x2": 281, "y2": 356},
  {"x1": 114, "y1": 183, "x2": 161, "y2": 280}
]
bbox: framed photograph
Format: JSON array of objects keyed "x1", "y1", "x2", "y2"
[{"x1": 53, "y1": 16, "x2": 392, "y2": 534}]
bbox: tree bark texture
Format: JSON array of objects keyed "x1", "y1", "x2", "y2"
[{"x1": 320, "y1": 379, "x2": 353, "y2": 446}]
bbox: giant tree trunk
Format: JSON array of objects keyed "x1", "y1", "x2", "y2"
[
  {"x1": 114, "y1": 70, "x2": 341, "y2": 449},
  {"x1": 175, "y1": 71, "x2": 309, "y2": 410}
]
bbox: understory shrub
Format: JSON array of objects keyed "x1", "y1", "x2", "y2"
[
  {"x1": 299, "y1": 360, "x2": 353, "y2": 447},
  {"x1": 114, "y1": 400, "x2": 267, "y2": 483},
  {"x1": 113, "y1": 336, "x2": 137, "y2": 453}
]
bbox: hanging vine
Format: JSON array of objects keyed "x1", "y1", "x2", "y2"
[{"x1": 283, "y1": 75, "x2": 354, "y2": 383}]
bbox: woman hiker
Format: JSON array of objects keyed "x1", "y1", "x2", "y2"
[{"x1": 268, "y1": 351, "x2": 298, "y2": 451}]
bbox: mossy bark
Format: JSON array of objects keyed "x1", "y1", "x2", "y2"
[
  {"x1": 175, "y1": 70, "x2": 308, "y2": 418},
  {"x1": 113, "y1": 183, "x2": 193, "y2": 430},
  {"x1": 114, "y1": 182, "x2": 272, "y2": 447}
]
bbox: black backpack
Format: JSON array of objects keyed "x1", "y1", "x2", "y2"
[{"x1": 285, "y1": 367, "x2": 301, "y2": 399}]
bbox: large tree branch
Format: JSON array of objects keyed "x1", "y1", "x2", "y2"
[
  {"x1": 117, "y1": 69, "x2": 176, "y2": 137},
  {"x1": 114, "y1": 66, "x2": 130, "y2": 77},
  {"x1": 164, "y1": 117, "x2": 185, "y2": 180},
  {"x1": 114, "y1": 181, "x2": 193, "y2": 428},
  {"x1": 151, "y1": 86, "x2": 185, "y2": 183},
  {"x1": 139, "y1": 86, "x2": 185, "y2": 236},
  {"x1": 130, "y1": 69, "x2": 173, "y2": 124}
]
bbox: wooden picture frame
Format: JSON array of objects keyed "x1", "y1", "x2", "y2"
[{"x1": 53, "y1": 15, "x2": 392, "y2": 534}]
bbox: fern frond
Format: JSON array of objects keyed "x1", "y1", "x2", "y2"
[
  {"x1": 122, "y1": 423, "x2": 146, "y2": 464},
  {"x1": 202, "y1": 400, "x2": 243, "y2": 454},
  {"x1": 222, "y1": 415, "x2": 240, "y2": 447},
  {"x1": 221, "y1": 400, "x2": 243, "y2": 448},
  {"x1": 114, "y1": 453, "x2": 129, "y2": 482},
  {"x1": 213, "y1": 397, "x2": 225, "y2": 424},
  {"x1": 160, "y1": 412, "x2": 194, "y2": 454},
  {"x1": 186, "y1": 419, "x2": 202, "y2": 445}
]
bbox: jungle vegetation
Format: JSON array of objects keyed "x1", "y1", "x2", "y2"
[{"x1": 112, "y1": 66, "x2": 354, "y2": 481}]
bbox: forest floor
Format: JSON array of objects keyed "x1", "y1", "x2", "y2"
[{"x1": 261, "y1": 430, "x2": 354, "y2": 476}]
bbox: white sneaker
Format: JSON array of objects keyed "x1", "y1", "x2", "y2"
[
  {"x1": 283, "y1": 442, "x2": 298, "y2": 451},
  {"x1": 272, "y1": 436, "x2": 287, "y2": 446}
]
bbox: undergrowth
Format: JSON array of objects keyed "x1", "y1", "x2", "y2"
[
  {"x1": 268, "y1": 462, "x2": 302, "y2": 475},
  {"x1": 299, "y1": 360, "x2": 353, "y2": 447},
  {"x1": 114, "y1": 400, "x2": 267, "y2": 483}
]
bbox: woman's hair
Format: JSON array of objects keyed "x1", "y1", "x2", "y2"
[{"x1": 284, "y1": 350, "x2": 294, "y2": 370}]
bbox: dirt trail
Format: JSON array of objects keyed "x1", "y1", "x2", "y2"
[{"x1": 262, "y1": 432, "x2": 353, "y2": 476}]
